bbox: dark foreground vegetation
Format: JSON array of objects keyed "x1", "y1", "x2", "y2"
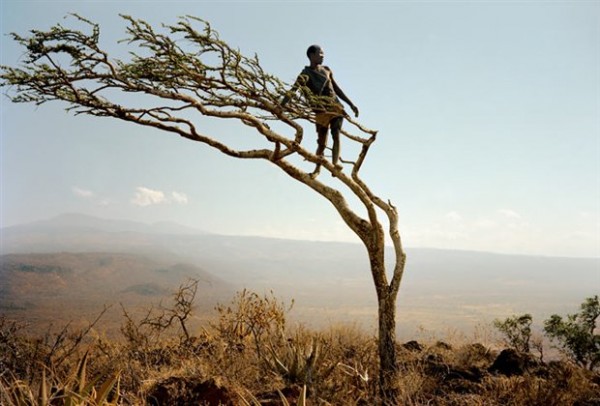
[{"x1": 1, "y1": 282, "x2": 599, "y2": 405}]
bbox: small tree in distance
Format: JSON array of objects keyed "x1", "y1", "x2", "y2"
[
  {"x1": 493, "y1": 313, "x2": 532, "y2": 353},
  {"x1": 1, "y1": 15, "x2": 407, "y2": 402},
  {"x1": 544, "y1": 295, "x2": 600, "y2": 371}
]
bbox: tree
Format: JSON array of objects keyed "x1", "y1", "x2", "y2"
[
  {"x1": 544, "y1": 295, "x2": 600, "y2": 370},
  {"x1": 493, "y1": 313, "x2": 532, "y2": 353},
  {"x1": 1, "y1": 15, "x2": 407, "y2": 402},
  {"x1": 140, "y1": 278, "x2": 199, "y2": 343}
]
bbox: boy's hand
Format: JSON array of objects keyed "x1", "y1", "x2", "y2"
[{"x1": 351, "y1": 104, "x2": 359, "y2": 118}]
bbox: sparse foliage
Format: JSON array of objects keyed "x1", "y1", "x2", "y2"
[
  {"x1": 544, "y1": 295, "x2": 600, "y2": 370},
  {"x1": 494, "y1": 313, "x2": 533, "y2": 353},
  {"x1": 139, "y1": 278, "x2": 198, "y2": 343},
  {"x1": 118, "y1": 278, "x2": 203, "y2": 375}
]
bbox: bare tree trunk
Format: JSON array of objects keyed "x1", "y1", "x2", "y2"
[
  {"x1": 368, "y1": 247, "x2": 401, "y2": 404},
  {"x1": 378, "y1": 291, "x2": 399, "y2": 403}
]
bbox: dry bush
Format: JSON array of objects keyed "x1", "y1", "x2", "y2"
[
  {"x1": 481, "y1": 363, "x2": 599, "y2": 406},
  {"x1": 0, "y1": 316, "x2": 34, "y2": 380}
]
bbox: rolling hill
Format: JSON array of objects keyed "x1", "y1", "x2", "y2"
[{"x1": 0, "y1": 251, "x2": 233, "y2": 335}]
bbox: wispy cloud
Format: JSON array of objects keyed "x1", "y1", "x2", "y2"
[
  {"x1": 131, "y1": 187, "x2": 166, "y2": 207},
  {"x1": 171, "y1": 191, "x2": 189, "y2": 204},
  {"x1": 131, "y1": 187, "x2": 189, "y2": 207},
  {"x1": 71, "y1": 186, "x2": 115, "y2": 206},
  {"x1": 72, "y1": 186, "x2": 94, "y2": 199}
]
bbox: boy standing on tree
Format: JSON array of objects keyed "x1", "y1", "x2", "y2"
[{"x1": 281, "y1": 45, "x2": 359, "y2": 177}]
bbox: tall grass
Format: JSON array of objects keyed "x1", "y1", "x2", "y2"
[{"x1": 1, "y1": 287, "x2": 598, "y2": 405}]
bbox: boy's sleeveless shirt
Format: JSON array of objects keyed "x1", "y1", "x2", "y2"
[{"x1": 300, "y1": 66, "x2": 337, "y2": 98}]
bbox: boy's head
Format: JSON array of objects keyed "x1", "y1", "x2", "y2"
[{"x1": 306, "y1": 45, "x2": 324, "y2": 65}]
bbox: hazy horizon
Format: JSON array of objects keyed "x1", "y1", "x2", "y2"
[{"x1": 3, "y1": 212, "x2": 599, "y2": 260}]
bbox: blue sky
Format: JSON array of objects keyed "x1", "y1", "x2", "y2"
[{"x1": 1, "y1": 0, "x2": 599, "y2": 257}]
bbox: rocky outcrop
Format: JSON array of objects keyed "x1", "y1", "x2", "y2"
[{"x1": 146, "y1": 377, "x2": 236, "y2": 406}]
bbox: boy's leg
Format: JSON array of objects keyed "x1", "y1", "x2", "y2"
[
  {"x1": 315, "y1": 125, "x2": 328, "y2": 158},
  {"x1": 311, "y1": 125, "x2": 329, "y2": 177},
  {"x1": 330, "y1": 116, "x2": 343, "y2": 169}
]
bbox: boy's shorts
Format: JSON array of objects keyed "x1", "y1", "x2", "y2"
[{"x1": 315, "y1": 112, "x2": 344, "y2": 132}]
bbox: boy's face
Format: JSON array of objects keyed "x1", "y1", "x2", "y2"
[{"x1": 309, "y1": 48, "x2": 324, "y2": 65}]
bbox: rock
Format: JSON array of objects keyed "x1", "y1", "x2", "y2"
[
  {"x1": 488, "y1": 349, "x2": 535, "y2": 376},
  {"x1": 147, "y1": 377, "x2": 236, "y2": 406},
  {"x1": 434, "y1": 341, "x2": 453, "y2": 351},
  {"x1": 402, "y1": 340, "x2": 424, "y2": 352}
]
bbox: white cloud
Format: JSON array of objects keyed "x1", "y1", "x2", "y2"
[
  {"x1": 72, "y1": 186, "x2": 94, "y2": 199},
  {"x1": 171, "y1": 191, "x2": 189, "y2": 204},
  {"x1": 131, "y1": 187, "x2": 189, "y2": 206},
  {"x1": 131, "y1": 187, "x2": 166, "y2": 207}
]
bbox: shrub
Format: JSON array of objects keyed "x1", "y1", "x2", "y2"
[
  {"x1": 493, "y1": 314, "x2": 533, "y2": 353},
  {"x1": 543, "y1": 295, "x2": 600, "y2": 370},
  {"x1": 213, "y1": 289, "x2": 291, "y2": 359}
]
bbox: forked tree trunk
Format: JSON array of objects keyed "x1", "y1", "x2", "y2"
[
  {"x1": 369, "y1": 247, "x2": 401, "y2": 404},
  {"x1": 378, "y1": 291, "x2": 399, "y2": 403}
]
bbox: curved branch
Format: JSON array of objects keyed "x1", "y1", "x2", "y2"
[{"x1": 275, "y1": 159, "x2": 373, "y2": 243}]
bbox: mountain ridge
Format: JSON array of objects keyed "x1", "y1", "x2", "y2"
[
  {"x1": 3, "y1": 212, "x2": 209, "y2": 236},
  {"x1": 4, "y1": 213, "x2": 598, "y2": 259},
  {"x1": 2, "y1": 213, "x2": 598, "y2": 336}
]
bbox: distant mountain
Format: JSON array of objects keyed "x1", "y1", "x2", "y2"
[
  {"x1": 2, "y1": 213, "x2": 598, "y2": 337},
  {"x1": 6, "y1": 213, "x2": 207, "y2": 235},
  {"x1": 1, "y1": 213, "x2": 210, "y2": 256}
]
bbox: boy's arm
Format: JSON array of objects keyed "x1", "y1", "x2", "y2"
[
  {"x1": 280, "y1": 74, "x2": 307, "y2": 107},
  {"x1": 329, "y1": 69, "x2": 359, "y2": 117}
]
